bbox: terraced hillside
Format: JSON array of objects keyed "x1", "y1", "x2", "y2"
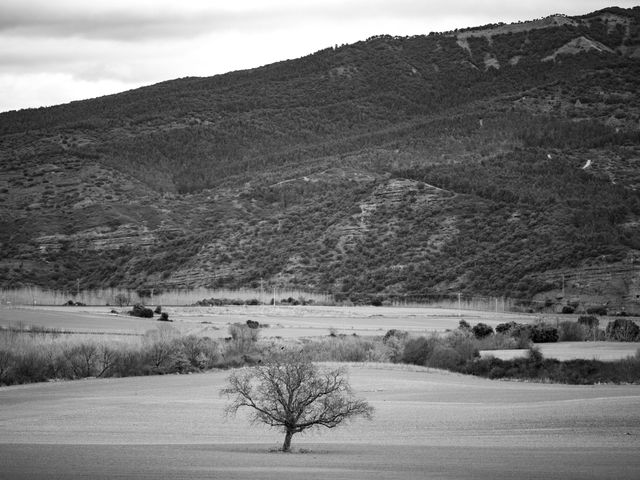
[{"x1": 2, "y1": 6, "x2": 640, "y2": 311}]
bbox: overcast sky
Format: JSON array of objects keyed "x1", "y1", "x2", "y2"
[{"x1": 1, "y1": 0, "x2": 637, "y2": 112}]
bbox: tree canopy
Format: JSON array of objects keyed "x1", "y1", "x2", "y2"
[{"x1": 221, "y1": 351, "x2": 374, "y2": 452}]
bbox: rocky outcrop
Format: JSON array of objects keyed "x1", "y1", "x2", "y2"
[{"x1": 37, "y1": 224, "x2": 157, "y2": 253}]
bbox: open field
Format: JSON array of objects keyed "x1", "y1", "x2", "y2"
[
  {"x1": 1, "y1": 364, "x2": 639, "y2": 479},
  {"x1": 3, "y1": 305, "x2": 639, "y2": 363},
  {"x1": 481, "y1": 342, "x2": 640, "y2": 361},
  {"x1": 0, "y1": 304, "x2": 540, "y2": 338}
]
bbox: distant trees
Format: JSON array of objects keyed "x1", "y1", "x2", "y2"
[
  {"x1": 221, "y1": 351, "x2": 373, "y2": 452},
  {"x1": 129, "y1": 304, "x2": 153, "y2": 318},
  {"x1": 114, "y1": 293, "x2": 130, "y2": 307},
  {"x1": 606, "y1": 319, "x2": 640, "y2": 342}
]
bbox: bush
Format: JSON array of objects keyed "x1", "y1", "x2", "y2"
[
  {"x1": 426, "y1": 345, "x2": 462, "y2": 370},
  {"x1": 472, "y1": 323, "x2": 494, "y2": 339},
  {"x1": 228, "y1": 323, "x2": 259, "y2": 354},
  {"x1": 179, "y1": 335, "x2": 219, "y2": 369},
  {"x1": 158, "y1": 312, "x2": 171, "y2": 322},
  {"x1": 458, "y1": 320, "x2": 471, "y2": 331},
  {"x1": 63, "y1": 341, "x2": 99, "y2": 378},
  {"x1": 154, "y1": 306, "x2": 162, "y2": 314},
  {"x1": 143, "y1": 326, "x2": 181, "y2": 373},
  {"x1": 246, "y1": 320, "x2": 260, "y2": 329},
  {"x1": 303, "y1": 336, "x2": 383, "y2": 362},
  {"x1": 446, "y1": 330, "x2": 480, "y2": 362},
  {"x1": 605, "y1": 319, "x2": 640, "y2": 342},
  {"x1": 530, "y1": 323, "x2": 558, "y2": 343},
  {"x1": 402, "y1": 337, "x2": 438, "y2": 366},
  {"x1": 130, "y1": 304, "x2": 154, "y2": 318},
  {"x1": 586, "y1": 306, "x2": 607, "y2": 316},
  {"x1": 495, "y1": 321, "x2": 517, "y2": 334},
  {"x1": 577, "y1": 315, "x2": 599, "y2": 329},
  {"x1": 382, "y1": 329, "x2": 409, "y2": 362},
  {"x1": 64, "y1": 300, "x2": 86, "y2": 306},
  {"x1": 561, "y1": 306, "x2": 575, "y2": 314},
  {"x1": 558, "y1": 321, "x2": 587, "y2": 342},
  {"x1": 577, "y1": 315, "x2": 600, "y2": 340}
]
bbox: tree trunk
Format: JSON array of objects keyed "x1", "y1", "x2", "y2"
[{"x1": 282, "y1": 430, "x2": 294, "y2": 452}]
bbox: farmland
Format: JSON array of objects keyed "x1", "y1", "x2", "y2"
[
  {"x1": 0, "y1": 304, "x2": 538, "y2": 337},
  {"x1": 1, "y1": 364, "x2": 639, "y2": 479},
  {"x1": 1, "y1": 304, "x2": 639, "y2": 478}
]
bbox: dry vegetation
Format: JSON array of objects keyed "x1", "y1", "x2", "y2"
[{"x1": 2, "y1": 309, "x2": 639, "y2": 386}]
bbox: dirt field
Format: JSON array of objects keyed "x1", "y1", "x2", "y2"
[
  {"x1": 0, "y1": 304, "x2": 538, "y2": 338},
  {"x1": 1, "y1": 364, "x2": 638, "y2": 479},
  {"x1": 481, "y1": 341, "x2": 640, "y2": 361},
  {"x1": 4, "y1": 305, "x2": 639, "y2": 362}
]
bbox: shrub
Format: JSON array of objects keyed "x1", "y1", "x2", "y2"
[
  {"x1": 63, "y1": 341, "x2": 99, "y2": 378},
  {"x1": 577, "y1": 315, "x2": 600, "y2": 340},
  {"x1": 0, "y1": 349, "x2": 14, "y2": 385},
  {"x1": 561, "y1": 306, "x2": 575, "y2": 314},
  {"x1": 527, "y1": 345, "x2": 544, "y2": 365},
  {"x1": 458, "y1": 320, "x2": 471, "y2": 331},
  {"x1": 462, "y1": 351, "x2": 640, "y2": 384},
  {"x1": 130, "y1": 304, "x2": 154, "y2": 318},
  {"x1": 246, "y1": 320, "x2": 260, "y2": 329},
  {"x1": 143, "y1": 326, "x2": 180, "y2": 373},
  {"x1": 558, "y1": 321, "x2": 587, "y2": 342},
  {"x1": 530, "y1": 323, "x2": 558, "y2": 343},
  {"x1": 154, "y1": 306, "x2": 162, "y2": 314},
  {"x1": 426, "y1": 345, "x2": 462, "y2": 370},
  {"x1": 402, "y1": 337, "x2": 438, "y2": 366},
  {"x1": 383, "y1": 329, "x2": 409, "y2": 344},
  {"x1": 509, "y1": 324, "x2": 533, "y2": 348},
  {"x1": 228, "y1": 323, "x2": 259, "y2": 354},
  {"x1": 605, "y1": 319, "x2": 640, "y2": 342},
  {"x1": 495, "y1": 321, "x2": 517, "y2": 334},
  {"x1": 179, "y1": 335, "x2": 219, "y2": 369},
  {"x1": 577, "y1": 315, "x2": 599, "y2": 329},
  {"x1": 446, "y1": 330, "x2": 480, "y2": 362},
  {"x1": 158, "y1": 312, "x2": 171, "y2": 322},
  {"x1": 303, "y1": 336, "x2": 382, "y2": 362},
  {"x1": 382, "y1": 330, "x2": 409, "y2": 362},
  {"x1": 586, "y1": 305, "x2": 607, "y2": 316},
  {"x1": 472, "y1": 323, "x2": 494, "y2": 339},
  {"x1": 64, "y1": 300, "x2": 86, "y2": 306},
  {"x1": 13, "y1": 349, "x2": 49, "y2": 384}
]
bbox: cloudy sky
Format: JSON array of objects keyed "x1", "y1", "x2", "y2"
[{"x1": 1, "y1": 0, "x2": 637, "y2": 112}]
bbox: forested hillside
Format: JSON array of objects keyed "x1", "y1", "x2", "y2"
[{"x1": 2, "y1": 6, "x2": 640, "y2": 310}]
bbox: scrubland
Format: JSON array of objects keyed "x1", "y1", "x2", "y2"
[{"x1": 1, "y1": 305, "x2": 639, "y2": 386}]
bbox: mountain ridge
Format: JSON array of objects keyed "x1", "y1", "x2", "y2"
[{"x1": 2, "y1": 6, "x2": 640, "y2": 312}]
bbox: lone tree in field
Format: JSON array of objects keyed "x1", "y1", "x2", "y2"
[{"x1": 220, "y1": 351, "x2": 374, "y2": 452}]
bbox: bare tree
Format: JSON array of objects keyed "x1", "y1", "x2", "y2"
[{"x1": 221, "y1": 351, "x2": 373, "y2": 452}]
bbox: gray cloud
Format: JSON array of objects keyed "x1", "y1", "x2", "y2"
[
  {"x1": 0, "y1": 1, "x2": 280, "y2": 41},
  {"x1": 1, "y1": 0, "x2": 636, "y2": 43}
]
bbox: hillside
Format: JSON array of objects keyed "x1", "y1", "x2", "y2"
[{"x1": 2, "y1": 6, "x2": 640, "y2": 311}]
